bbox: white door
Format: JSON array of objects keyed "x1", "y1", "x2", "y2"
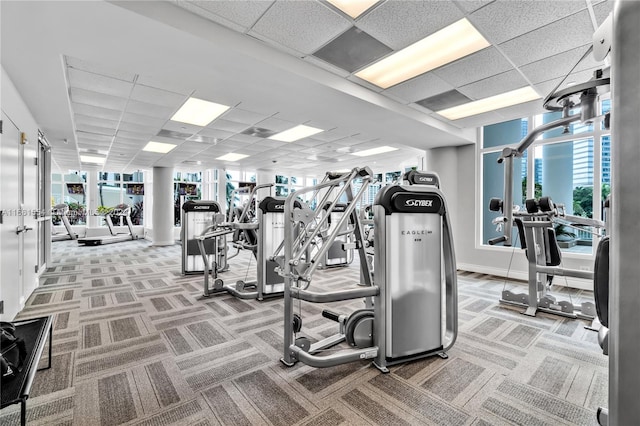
[{"x1": 0, "y1": 113, "x2": 24, "y2": 320}]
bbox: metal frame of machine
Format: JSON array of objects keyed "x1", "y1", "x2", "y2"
[
  {"x1": 276, "y1": 167, "x2": 457, "y2": 373},
  {"x1": 77, "y1": 204, "x2": 138, "y2": 246},
  {"x1": 181, "y1": 200, "x2": 226, "y2": 275}
]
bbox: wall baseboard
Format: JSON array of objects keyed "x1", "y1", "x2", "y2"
[
  {"x1": 457, "y1": 263, "x2": 593, "y2": 291},
  {"x1": 152, "y1": 240, "x2": 175, "y2": 246}
]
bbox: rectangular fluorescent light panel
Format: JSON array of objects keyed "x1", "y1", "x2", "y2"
[
  {"x1": 171, "y1": 97, "x2": 230, "y2": 126},
  {"x1": 80, "y1": 155, "x2": 105, "y2": 164},
  {"x1": 436, "y1": 86, "x2": 541, "y2": 120},
  {"x1": 217, "y1": 153, "x2": 249, "y2": 162},
  {"x1": 143, "y1": 141, "x2": 176, "y2": 153},
  {"x1": 269, "y1": 125, "x2": 323, "y2": 142},
  {"x1": 327, "y1": 0, "x2": 380, "y2": 19},
  {"x1": 355, "y1": 18, "x2": 490, "y2": 89},
  {"x1": 351, "y1": 146, "x2": 398, "y2": 157}
]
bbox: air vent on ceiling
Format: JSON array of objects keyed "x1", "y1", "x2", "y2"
[
  {"x1": 156, "y1": 129, "x2": 218, "y2": 144},
  {"x1": 308, "y1": 155, "x2": 339, "y2": 163},
  {"x1": 157, "y1": 129, "x2": 195, "y2": 140},
  {"x1": 415, "y1": 90, "x2": 473, "y2": 111},
  {"x1": 240, "y1": 126, "x2": 277, "y2": 138},
  {"x1": 313, "y1": 27, "x2": 392, "y2": 73}
]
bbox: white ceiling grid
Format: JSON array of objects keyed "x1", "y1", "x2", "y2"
[
  {"x1": 173, "y1": 0, "x2": 611, "y2": 130},
  {"x1": 3, "y1": 0, "x2": 613, "y2": 174}
]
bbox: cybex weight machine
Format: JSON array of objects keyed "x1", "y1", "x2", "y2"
[{"x1": 277, "y1": 167, "x2": 457, "y2": 372}]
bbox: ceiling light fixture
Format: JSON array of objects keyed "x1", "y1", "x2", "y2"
[
  {"x1": 327, "y1": 0, "x2": 380, "y2": 19},
  {"x1": 355, "y1": 18, "x2": 490, "y2": 89},
  {"x1": 217, "y1": 153, "x2": 249, "y2": 162},
  {"x1": 142, "y1": 141, "x2": 177, "y2": 153},
  {"x1": 171, "y1": 97, "x2": 230, "y2": 127},
  {"x1": 80, "y1": 155, "x2": 106, "y2": 164},
  {"x1": 436, "y1": 86, "x2": 541, "y2": 120},
  {"x1": 351, "y1": 146, "x2": 398, "y2": 157},
  {"x1": 269, "y1": 125, "x2": 324, "y2": 142}
]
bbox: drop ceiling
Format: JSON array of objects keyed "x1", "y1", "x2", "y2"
[{"x1": 0, "y1": 0, "x2": 612, "y2": 175}]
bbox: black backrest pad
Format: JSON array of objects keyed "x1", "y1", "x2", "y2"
[
  {"x1": 594, "y1": 236, "x2": 610, "y2": 327},
  {"x1": 545, "y1": 228, "x2": 562, "y2": 267},
  {"x1": 513, "y1": 218, "x2": 527, "y2": 251}
]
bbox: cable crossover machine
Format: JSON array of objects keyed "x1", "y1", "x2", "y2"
[{"x1": 274, "y1": 167, "x2": 457, "y2": 372}]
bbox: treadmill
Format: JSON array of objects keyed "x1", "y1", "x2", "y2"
[
  {"x1": 51, "y1": 203, "x2": 78, "y2": 241},
  {"x1": 78, "y1": 203, "x2": 138, "y2": 246}
]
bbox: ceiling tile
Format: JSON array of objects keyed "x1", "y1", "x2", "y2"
[
  {"x1": 74, "y1": 114, "x2": 119, "y2": 130},
  {"x1": 498, "y1": 10, "x2": 595, "y2": 67},
  {"x1": 76, "y1": 131, "x2": 113, "y2": 143},
  {"x1": 308, "y1": 128, "x2": 351, "y2": 142},
  {"x1": 117, "y1": 130, "x2": 153, "y2": 141},
  {"x1": 313, "y1": 26, "x2": 392, "y2": 73},
  {"x1": 457, "y1": 69, "x2": 529, "y2": 100},
  {"x1": 72, "y1": 103, "x2": 122, "y2": 121},
  {"x1": 68, "y1": 68, "x2": 134, "y2": 98},
  {"x1": 65, "y1": 55, "x2": 137, "y2": 82},
  {"x1": 254, "y1": 117, "x2": 297, "y2": 132},
  {"x1": 178, "y1": 0, "x2": 274, "y2": 31},
  {"x1": 383, "y1": 72, "x2": 454, "y2": 103},
  {"x1": 70, "y1": 88, "x2": 128, "y2": 111},
  {"x1": 469, "y1": 1, "x2": 587, "y2": 45},
  {"x1": 121, "y1": 112, "x2": 167, "y2": 128},
  {"x1": 356, "y1": 0, "x2": 464, "y2": 50},
  {"x1": 453, "y1": 0, "x2": 495, "y2": 14},
  {"x1": 496, "y1": 99, "x2": 546, "y2": 121},
  {"x1": 223, "y1": 108, "x2": 271, "y2": 126},
  {"x1": 519, "y1": 44, "x2": 601, "y2": 84},
  {"x1": 208, "y1": 118, "x2": 249, "y2": 133},
  {"x1": 118, "y1": 121, "x2": 160, "y2": 135},
  {"x1": 75, "y1": 123, "x2": 116, "y2": 136},
  {"x1": 130, "y1": 84, "x2": 187, "y2": 108},
  {"x1": 592, "y1": 0, "x2": 613, "y2": 26},
  {"x1": 125, "y1": 100, "x2": 175, "y2": 119},
  {"x1": 250, "y1": 1, "x2": 351, "y2": 54},
  {"x1": 432, "y1": 47, "x2": 512, "y2": 87}
]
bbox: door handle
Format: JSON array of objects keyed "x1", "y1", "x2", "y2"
[{"x1": 16, "y1": 226, "x2": 33, "y2": 234}]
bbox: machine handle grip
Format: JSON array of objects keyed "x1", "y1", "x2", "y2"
[
  {"x1": 488, "y1": 236, "x2": 507, "y2": 245},
  {"x1": 322, "y1": 310, "x2": 341, "y2": 322}
]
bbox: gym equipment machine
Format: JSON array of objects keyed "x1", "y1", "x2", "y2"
[
  {"x1": 276, "y1": 167, "x2": 457, "y2": 372},
  {"x1": 181, "y1": 200, "x2": 226, "y2": 275},
  {"x1": 51, "y1": 203, "x2": 77, "y2": 241},
  {"x1": 489, "y1": 195, "x2": 604, "y2": 319},
  {"x1": 316, "y1": 202, "x2": 354, "y2": 269},
  {"x1": 198, "y1": 185, "x2": 293, "y2": 300},
  {"x1": 78, "y1": 204, "x2": 138, "y2": 246}
]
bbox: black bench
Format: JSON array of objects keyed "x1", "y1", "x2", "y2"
[{"x1": 1, "y1": 316, "x2": 53, "y2": 426}]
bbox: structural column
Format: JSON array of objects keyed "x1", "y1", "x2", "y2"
[
  {"x1": 610, "y1": 1, "x2": 640, "y2": 424},
  {"x1": 87, "y1": 172, "x2": 99, "y2": 228},
  {"x1": 152, "y1": 166, "x2": 174, "y2": 246}
]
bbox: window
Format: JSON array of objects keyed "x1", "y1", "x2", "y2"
[
  {"x1": 481, "y1": 102, "x2": 610, "y2": 254},
  {"x1": 51, "y1": 171, "x2": 87, "y2": 225},
  {"x1": 481, "y1": 119, "x2": 528, "y2": 247},
  {"x1": 225, "y1": 170, "x2": 256, "y2": 210},
  {"x1": 98, "y1": 171, "x2": 144, "y2": 226},
  {"x1": 174, "y1": 171, "x2": 202, "y2": 226}
]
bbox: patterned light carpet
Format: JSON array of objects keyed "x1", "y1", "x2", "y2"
[{"x1": 0, "y1": 239, "x2": 607, "y2": 425}]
